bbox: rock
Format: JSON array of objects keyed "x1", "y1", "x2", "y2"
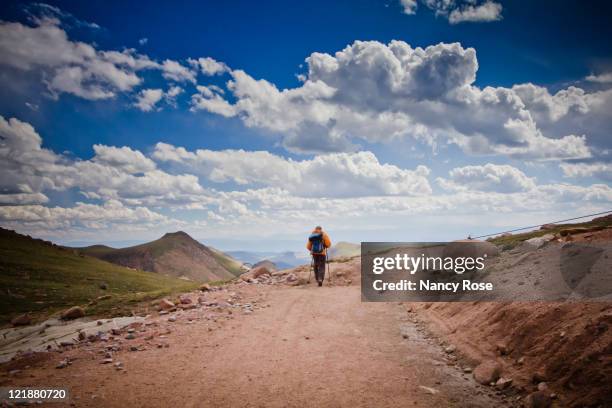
[
  {"x1": 61, "y1": 306, "x2": 85, "y2": 320},
  {"x1": 199, "y1": 284, "x2": 211, "y2": 292},
  {"x1": 444, "y1": 345, "x2": 456, "y2": 354},
  {"x1": 158, "y1": 299, "x2": 175, "y2": 311},
  {"x1": 463, "y1": 367, "x2": 472, "y2": 373},
  {"x1": 540, "y1": 224, "x2": 556, "y2": 230},
  {"x1": 523, "y1": 234, "x2": 554, "y2": 250},
  {"x1": 418, "y1": 385, "x2": 439, "y2": 395},
  {"x1": 56, "y1": 359, "x2": 70, "y2": 369},
  {"x1": 11, "y1": 313, "x2": 31, "y2": 326},
  {"x1": 179, "y1": 296, "x2": 192, "y2": 305},
  {"x1": 473, "y1": 360, "x2": 502, "y2": 385},
  {"x1": 526, "y1": 391, "x2": 552, "y2": 408},
  {"x1": 532, "y1": 371, "x2": 546, "y2": 383},
  {"x1": 125, "y1": 333, "x2": 136, "y2": 340},
  {"x1": 495, "y1": 377, "x2": 513, "y2": 389},
  {"x1": 285, "y1": 273, "x2": 298, "y2": 283},
  {"x1": 168, "y1": 316, "x2": 176, "y2": 322},
  {"x1": 495, "y1": 342, "x2": 510, "y2": 355},
  {"x1": 99, "y1": 282, "x2": 108, "y2": 290},
  {"x1": 101, "y1": 358, "x2": 113, "y2": 364},
  {"x1": 96, "y1": 295, "x2": 112, "y2": 301},
  {"x1": 251, "y1": 266, "x2": 272, "y2": 279},
  {"x1": 60, "y1": 340, "x2": 75, "y2": 347},
  {"x1": 537, "y1": 382, "x2": 548, "y2": 391}
]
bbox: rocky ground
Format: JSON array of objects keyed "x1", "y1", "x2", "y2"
[
  {"x1": 1, "y1": 265, "x2": 512, "y2": 408},
  {"x1": 1, "y1": 231, "x2": 611, "y2": 407}
]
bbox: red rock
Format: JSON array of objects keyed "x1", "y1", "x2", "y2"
[
  {"x1": 527, "y1": 391, "x2": 552, "y2": 408},
  {"x1": 251, "y1": 266, "x2": 272, "y2": 279},
  {"x1": 61, "y1": 306, "x2": 85, "y2": 320},
  {"x1": 473, "y1": 360, "x2": 502, "y2": 385},
  {"x1": 158, "y1": 299, "x2": 175, "y2": 311},
  {"x1": 11, "y1": 313, "x2": 31, "y2": 326}
]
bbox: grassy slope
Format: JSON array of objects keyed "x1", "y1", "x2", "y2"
[
  {"x1": 488, "y1": 215, "x2": 612, "y2": 249},
  {"x1": 0, "y1": 229, "x2": 198, "y2": 325},
  {"x1": 209, "y1": 247, "x2": 244, "y2": 276},
  {"x1": 77, "y1": 232, "x2": 244, "y2": 279}
]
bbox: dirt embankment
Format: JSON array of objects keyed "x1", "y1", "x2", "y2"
[
  {"x1": 414, "y1": 301, "x2": 612, "y2": 406},
  {"x1": 409, "y1": 230, "x2": 612, "y2": 407}
]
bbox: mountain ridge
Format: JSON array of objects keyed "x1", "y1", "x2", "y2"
[{"x1": 76, "y1": 231, "x2": 243, "y2": 282}]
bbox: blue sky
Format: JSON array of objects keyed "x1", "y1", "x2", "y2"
[{"x1": 0, "y1": 1, "x2": 611, "y2": 251}]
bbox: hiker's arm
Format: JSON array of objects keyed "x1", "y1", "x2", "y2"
[
  {"x1": 306, "y1": 240, "x2": 312, "y2": 251},
  {"x1": 324, "y1": 233, "x2": 331, "y2": 248}
]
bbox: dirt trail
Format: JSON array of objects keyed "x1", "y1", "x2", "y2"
[{"x1": 4, "y1": 285, "x2": 505, "y2": 407}]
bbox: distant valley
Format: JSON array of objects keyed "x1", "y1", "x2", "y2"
[{"x1": 226, "y1": 250, "x2": 310, "y2": 269}]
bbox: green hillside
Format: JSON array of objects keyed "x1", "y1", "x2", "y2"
[
  {"x1": 76, "y1": 231, "x2": 243, "y2": 282},
  {"x1": 0, "y1": 228, "x2": 198, "y2": 326},
  {"x1": 209, "y1": 247, "x2": 245, "y2": 276}
]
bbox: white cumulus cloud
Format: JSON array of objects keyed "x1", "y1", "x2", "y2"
[
  {"x1": 560, "y1": 162, "x2": 612, "y2": 181},
  {"x1": 448, "y1": 1, "x2": 502, "y2": 24},
  {"x1": 438, "y1": 163, "x2": 536, "y2": 193},
  {"x1": 188, "y1": 57, "x2": 230, "y2": 76},
  {"x1": 153, "y1": 143, "x2": 432, "y2": 198},
  {"x1": 190, "y1": 40, "x2": 592, "y2": 160},
  {"x1": 400, "y1": 0, "x2": 418, "y2": 14}
]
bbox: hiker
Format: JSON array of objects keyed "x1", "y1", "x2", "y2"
[{"x1": 307, "y1": 226, "x2": 332, "y2": 287}]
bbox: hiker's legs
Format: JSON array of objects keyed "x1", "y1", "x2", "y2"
[{"x1": 313, "y1": 254, "x2": 326, "y2": 283}]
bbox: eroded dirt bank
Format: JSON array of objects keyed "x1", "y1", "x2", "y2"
[{"x1": 413, "y1": 301, "x2": 612, "y2": 406}]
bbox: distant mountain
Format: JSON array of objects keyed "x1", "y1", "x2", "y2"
[
  {"x1": 252, "y1": 260, "x2": 277, "y2": 270},
  {"x1": 226, "y1": 251, "x2": 268, "y2": 265},
  {"x1": 0, "y1": 228, "x2": 197, "y2": 325},
  {"x1": 76, "y1": 231, "x2": 243, "y2": 282},
  {"x1": 328, "y1": 242, "x2": 360, "y2": 260},
  {"x1": 227, "y1": 250, "x2": 309, "y2": 269}
]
